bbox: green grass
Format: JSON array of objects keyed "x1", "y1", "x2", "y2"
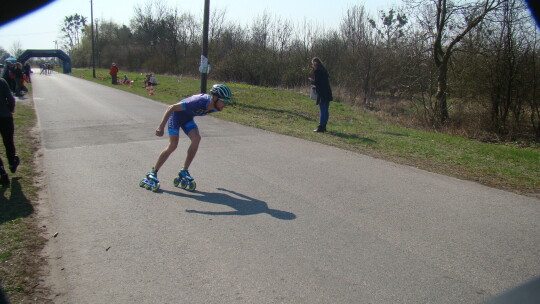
[
  {"x1": 0, "y1": 85, "x2": 51, "y2": 303},
  {"x1": 73, "y1": 68, "x2": 539, "y2": 195}
]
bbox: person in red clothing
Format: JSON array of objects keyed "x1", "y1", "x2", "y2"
[{"x1": 109, "y1": 63, "x2": 119, "y2": 85}]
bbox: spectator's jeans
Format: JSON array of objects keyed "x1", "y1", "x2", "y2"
[
  {"x1": 0, "y1": 117, "x2": 16, "y2": 168},
  {"x1": 111, "y1": 75, "x2": 117, "y2": 84},
  {"x1": 319, "y1": 101, "x2": 330, "y2": 127}
]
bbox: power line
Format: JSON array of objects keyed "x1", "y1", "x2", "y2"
[{"x1": 0, "y1": 31, "x2": 59, "y2": 38}]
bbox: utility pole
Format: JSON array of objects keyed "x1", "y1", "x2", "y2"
[
  {"x1": 90, "y1": 0, "x2": 96, "y2": 78},
  {"x1": 200, "y1": 0, "x2": 210, "y2": 93}
]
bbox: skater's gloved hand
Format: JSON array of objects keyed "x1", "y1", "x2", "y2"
[{"x1": 155, "y1": 127, "x2": 164, "y2": 137}]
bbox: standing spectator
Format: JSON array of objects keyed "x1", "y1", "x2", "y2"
[
  {"x1": 308, "y1": 57, "x2": 333, "y2": 133},
  {"x1": 24, "y1": 62, "x2": 32, "y2": 83},
  {"x1": 109, "y1": 63, "x2": 119, "y2": 85},
  {"x1": 1, "y1": 62, "x2": 15, "y2": 92},
  {"x1": 14, "y1": 62, "x2": 27, "y2": 97},
  {"x1": 1, "y1": 62, "x2": 10, "y2": 88},
  {"x1": 0, "y1": 78, "x2": 19, "y2": 187}
]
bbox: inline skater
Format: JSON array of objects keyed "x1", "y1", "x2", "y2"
[{"x1": 140, "y1": 84, "x2": 232, "y2": 192}]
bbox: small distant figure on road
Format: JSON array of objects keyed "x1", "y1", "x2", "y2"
[
  {"x1": 0, "y1": 78, "x2": 19, "y2": 187},
  {"x1": 143, "y1": 73, "x2": 158, "y2": 88},
  {"x1": 139, "y1": 84, "x2": 233, "y2": 192},
  {"x1": 40, "y1": 63, "x2": 52, "y2": 75},
  {"x1": 308, "y1": 57, "x2": 333, "y2": 133},
  {"x1": 109, "y1": 62, "x2": 119, "y2": 85}
]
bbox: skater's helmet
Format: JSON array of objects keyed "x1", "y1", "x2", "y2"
[{"x1": 210, "y1": 84, "x2": 232, "y2": 104}]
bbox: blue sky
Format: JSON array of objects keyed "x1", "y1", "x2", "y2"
[{"x1": 0, "y1": 0, "x2": 400, "y2": 53}]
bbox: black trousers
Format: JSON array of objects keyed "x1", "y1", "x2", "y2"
[{"x1": 0, "y1": 116, "x2": 16, "y2": 170}]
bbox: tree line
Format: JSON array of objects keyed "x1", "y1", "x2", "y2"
[{"x1": 64, "y1": 0, "x2": 540, "y2": 142}]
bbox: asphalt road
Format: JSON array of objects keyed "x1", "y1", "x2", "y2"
[{"x1": 31, "y1": 71, "x2": 539, "y2": 303}]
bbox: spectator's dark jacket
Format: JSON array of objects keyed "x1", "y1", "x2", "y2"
[
  {"x1": 311, "y1": 68, "x2": 333, "y2": 102},
  {"x1": 0, "y1": 78, "x2": 15, "y2": 117},
  {"x1": 14, "y1": 67, "x2": 24, "y2": 80},
  {"x1": 1, "y1": 65, "x2": 11, "y2": 80},
  {"x1": 24, "y1": 64, "x2": 31, "y2": 75}
]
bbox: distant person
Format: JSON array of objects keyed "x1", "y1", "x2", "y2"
[
  {"x1": 139, "y1": 84, "x2": 232, "y2": 192},
  {"x1": 143, "y1": 73, "x2": 158, "y2": 87},
  {"x1": 1, "y1": 62, "x2": 15, "y2": 92},
  {"x1": 109, "y1": 62, "x2": 119, "y2": 85},
  {"x1": 14, "y1": 62, "x2": 27, "y2": 97},
  {"x1": 308, "y1": 57, "x2": 333, "y2": 133},
  {"x1": 0, "y1": 78, "x2": 19, "y2": 187},
  {"x1": 123, "y1": 74, "x2": 130, "y2": 84},
  {"x1": 24, "y1": 62, "x2": 32, "y2": 83}
]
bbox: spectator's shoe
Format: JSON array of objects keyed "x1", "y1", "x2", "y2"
[
  {"x1": 9, "y1": 156, "x2": 20, "y2": 173},
  {"x1": 0, "y1": 172, "x2": 9, "y2": 187}
]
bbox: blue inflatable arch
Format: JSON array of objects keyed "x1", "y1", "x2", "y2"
[{"x1": 17, "y1": 49, "x2": 72, "y2": 74}]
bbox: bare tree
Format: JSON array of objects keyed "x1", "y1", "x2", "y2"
[
  {"x1": 370, "y1": 8, "x2": 408, "y2": 50},
  {"x1": 177, "y1": 12, "x2": 200, "y2": 59},
  {"x1": 10, "y1": 40, "x2": 24, "y2": 58},
  {"x1": 251, "y1": 11, "x2": 272, "y2": 49},
  {"x1": 271, "y1": 17, "x2": 294, "y2": 58},
  {"x1": 369, "y1": 8, "x2": 410, "y2": 97},
  {"x1": 408, "y1": 0, "x2": 504, "y2": 125},
  {"x1": 0, "y1": 46, "x2": 9, "y2": 61},
  {"x1": 479, "y1": 0, "x2": 538, "y2": 138},
  {"x1": 61, "y1": 14, "x2": 88, "y2": 54},
  {"x1": 340, "y1": 5, "x2": 379, "y2": 107},
  {"x1": 209, "y1": 8, "x2": 227, "y2": 42}
]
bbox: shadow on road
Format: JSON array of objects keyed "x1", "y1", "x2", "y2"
[
  {"x1": 240, "y1": 104, "x2": 314, "y2": 122},
  {"x1": 0, "y1": 178, "x2": 34, "y2": 224},
  {"x1": 161, "y1": 187, "x2": 296, "y2": 220},
  {"x1": 327, "y1": 131, "x2": 377, "y2": 144}
]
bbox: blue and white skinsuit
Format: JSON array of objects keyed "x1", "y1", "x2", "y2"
[{"x1": 167, "y1": 94, "x2": 217, "y2": 136}]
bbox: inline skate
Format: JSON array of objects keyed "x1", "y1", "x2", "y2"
[
  {"x1": 139, "y1": 168, "x2": 160, "y2": 192},
  {"x1": 173, "y1": 168, "x2": 196, "y2": 192}
]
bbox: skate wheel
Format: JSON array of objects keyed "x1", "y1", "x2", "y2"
[
  {"x1": 145, "y1": 183, "x2": 151, "y2": 190},
  {"x1": 173, "y1": 177, "x2": 180, "y2": 187},
  {"x1": 180, "y1": 179, "x2": 188, "y2": 189},
  {"x1": 151, "y1": 183, "x2": 160, "y2": 192},
  {"x1": 187, "y1": 181, "x2": 196, "y2": 192},
  {"x1": 139, "y1": 179, "x2": 146, "y2": 187}
]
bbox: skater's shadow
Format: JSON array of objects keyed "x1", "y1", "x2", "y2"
[
  {"x1": 162, "y1": 188, "x2": 296, "y2": 220},
  {"x1": 0, "y1": 178, "x2": 34, "y2": 224}
]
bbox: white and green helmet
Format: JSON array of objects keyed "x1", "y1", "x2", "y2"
[{"x1": 210, "y1": 84, "x2": 232, "y2": 103}]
